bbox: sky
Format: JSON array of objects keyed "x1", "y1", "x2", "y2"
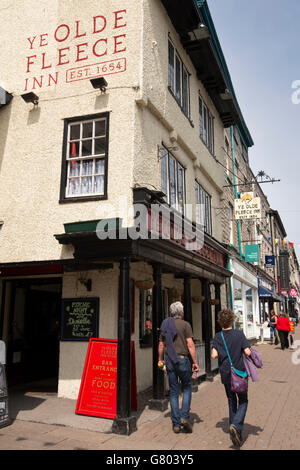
[{"x1": 207, "y1": 0, "x2": 300, "y2": 264}]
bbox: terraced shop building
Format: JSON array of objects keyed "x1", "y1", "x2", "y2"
[{"x1": 0, "y1": 0, "x2": 251, "y2": 433}]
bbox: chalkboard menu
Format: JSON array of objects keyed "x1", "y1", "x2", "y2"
[{"x1": 61, "y1": 298, "x2": 99, "y2": 341}]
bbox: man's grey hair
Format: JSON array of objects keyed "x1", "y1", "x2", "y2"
[{"x1": 169, "y1": 301, "x2": 184, "y2": 319}]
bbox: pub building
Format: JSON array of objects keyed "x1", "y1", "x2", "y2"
[{"x1": 0, "y1": 0, "x2": 252, "y2": 434}]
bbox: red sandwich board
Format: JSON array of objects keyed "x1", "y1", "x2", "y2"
[{"x1": 76, "y1": 338, "x2": 137, "y2": 419}]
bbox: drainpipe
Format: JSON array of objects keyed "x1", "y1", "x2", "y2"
[{"x1": 230, "y1": 126, "x2": 243, "y2": 260}]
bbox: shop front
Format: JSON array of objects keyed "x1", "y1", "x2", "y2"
[
  {"x1": 54, "y1": 188, "x2": 231, "y2": 434},
  {"x1": 230, "y1": 258, "x2": 259, "y2": 340}
]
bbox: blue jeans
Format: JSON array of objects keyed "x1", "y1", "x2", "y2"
[
  {"x1": 224, "y1": 383, "x2": 248, "y2": 435},
  {"x1": 270, "y1": 326, "x2": 276, "y2": 338},
  {"x1": 165, "y1": 354, "x2": 192, "y2": 427}
]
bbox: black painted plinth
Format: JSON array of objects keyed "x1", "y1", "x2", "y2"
[
  {"x1": 112, "y1": 415, "x2": 137, "y2": 436},
  {"x1": 148, "y1": 398, "x2": 169, "y2": 412}
]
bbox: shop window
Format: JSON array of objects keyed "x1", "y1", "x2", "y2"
[
  {"x1": 232, "y1": 278, "x2": 243, "y2": 331},
  {"x1": 168, "y1": 39, "x2": 190, "y2": 118},
  {"x1": 60, "y1": 113, "x2": 109, "y2": 202},
  {"x1": 139, "y1": 290, "x2": 153, "y2": 347},
  {"x1": 195, "y1": 181, "x2": 212, "y2": 235},
  {"x1": 161, "y1": 145, "x2": 186, "y2": 214},
  {"x1": 199, "y1": 96, "x2": 214, "y2": 155}
]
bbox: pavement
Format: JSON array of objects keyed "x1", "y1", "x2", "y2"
[{"x1": 1, "y1": 327, "x2": 300, "y2": 451}]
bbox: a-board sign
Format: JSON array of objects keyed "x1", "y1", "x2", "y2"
[
  {"x1": 0, "y1": 362, "x2": 10, "y2": 429},
  {"x1": 61, "y1": 298, "x2": 99, "y2": 341},
  {"x1": 76, "y1": 338, "x2": 137, "y2": 419}
]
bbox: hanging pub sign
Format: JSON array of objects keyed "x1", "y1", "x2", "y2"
[
  {"x1": 278, "y1": 252, "x2": 290, "y2": 290},
  {"x1": 76, "y1": 338, "x2": 137, "y2": 419},
  {"x1": 234, "y1": 192, "x2": 261, "y2": 220},
  {"x1": 245, "y1": 244, "x2": 260, "y2": 263},
  {"x1": 61, "y1": 298, "x2": 99, "y2": 341},
  {"x1": 265, "y1": 255, "x2": 275, "y2": 268}
]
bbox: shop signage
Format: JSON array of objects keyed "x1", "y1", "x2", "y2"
[
  {"x1": 147, "y1": 209, "x2": 225, "y2": 268},
  {"x1": 245, "y1": 244, "x2": 260, "y2": 263},
  {"x1": 278, "y1": 252, "x2": 290, "y2": 290},
  {"x1": 234, "y1": 193, "x2": 261, "y2": 220},
  {"x1": 61, "y1": 298, "x2": 99, "y2": 341},
  {"x1": 76, "y1": 339, "x2": 137, "y2": 419},
  {"x1": 265, "y1": 255, "x2": 275, "y2": 268},
  {"x1": 280, "y1": 290, "x2": 288, "y2": 298},
  {"x1": 23, "y1": 10, "x2": 128, "y2": 92},
  {"x1": 289, "y1": 288, "x2": 298, "y2": 297},
  {"x1": 230, "y1": 259, "x2": 258, "y2": 288}
]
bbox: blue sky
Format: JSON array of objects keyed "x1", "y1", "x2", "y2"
[{"x1": 207, "y1": 0, "x2": 300, "y2": 264}]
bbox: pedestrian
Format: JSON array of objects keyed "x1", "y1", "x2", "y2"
[
  {"x1": 295, "y1": 309, "x2": 299, "y2": 326},
  {"x1": 276, "y1": 313, "x2": 291, "y2": 350},
  {"x1": 211, "y1": 309, "x2": 251, "y2": 448},
  {"x1": 268, "y1": 310, "x2": 277, "y2": 345},
  {"x1": 158, "y1": 301, "x2": 200, "y2": 434}
]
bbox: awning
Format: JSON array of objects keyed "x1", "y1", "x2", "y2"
[{"x1": 258, "y1": 286, "x2": 285, "y2": 302}]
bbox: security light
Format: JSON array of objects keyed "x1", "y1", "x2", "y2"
[
  {"x1": 220, "y1": 89, "x2": 233, "y2": 101},
  {"x1": 21, "y1": 92, "x2": 39, "y2": 105},
  {"x1": 188, "y1": 23, "x2": 210, "y2": 41},
  {"x1": 90, "y1": 77, "x2": 108, "y2": 92}
]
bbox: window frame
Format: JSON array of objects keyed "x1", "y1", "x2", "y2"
[
  {"x1": 161, "y1": 145, "x2": 186, "y2": 215},
  {"x1": 168, "y1": 38, "x2": 190, "y2": 119},
  {"x1": 199, "y1": 96, "x2": 214, "y2": 155},
  {"x1": 60, "y1": 112, "x2": 109, "y2": 203},
  {"x1": 195, "y1": 181, "x2": 212, "y2": 236}
]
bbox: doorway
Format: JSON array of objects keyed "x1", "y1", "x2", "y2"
[{"x1": 4, "y1": 278, "x2": 62, "y2": 391}]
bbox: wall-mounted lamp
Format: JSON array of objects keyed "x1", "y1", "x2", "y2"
[
  {"x1": 220, "y1": 89, "x2": 233, "y2": 101},
  {"x1": 188, "y1": 23, "x2": 210, "y2": 41},
  {"x1": 90, "y1": 77, "x2": 108, "y2": 92},
  {"x1": 21, "y1": 92, "x2": 39, "y2": 106}
]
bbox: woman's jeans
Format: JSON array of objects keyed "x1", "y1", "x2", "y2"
[
  {"x1": 224, "y1": 383, "x2": 248, "y2": 435},
  {"x1": 165, "y1": 355, "x2": 192, "y2": 427},
  {"x1": 270, "y1": 326, "x2": 276, "y2": 339}
]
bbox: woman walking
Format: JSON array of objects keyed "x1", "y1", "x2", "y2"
[
  {"x1": 268, "y1": 310, "x2": 277, "y2": 345},
  {"x1": 276, "y1": 313, "x2": 291, "y2": 350},
  {"x1": 212, "y1": 309, "x2": 251, "y2": 448}
]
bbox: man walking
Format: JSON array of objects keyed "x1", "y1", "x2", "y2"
[{"x1": 158, "y1": 301, "x2": 200, "y2": 433}]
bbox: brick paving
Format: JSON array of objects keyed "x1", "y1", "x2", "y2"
[{"x1": 0, "y1": 327, "x2": 300, "y2": 450}]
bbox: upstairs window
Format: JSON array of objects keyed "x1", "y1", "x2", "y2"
[
  {"x1": 60, "y1": 113, "x2": 109, "y2": 201},
  {"x1": 161, "y1": 145, "x2": 186, "y2": 214},
  {"x1": 168, "y1": 39, "x2": 190, "y2": 118},
  {"x1": 199, "y1": 96, "x2": 214, "y2": 155},
  {"x1": 195, "y1": 181, "x2": 212, "y2": 235}
]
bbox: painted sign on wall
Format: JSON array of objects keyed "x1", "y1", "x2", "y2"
[{"x1": 24, "y1": 10, "x2": 128, "y2": 92}]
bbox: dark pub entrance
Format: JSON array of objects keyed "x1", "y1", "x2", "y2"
[{"x1": 3, "y1": 277, "x2": 62, "y2": 391}]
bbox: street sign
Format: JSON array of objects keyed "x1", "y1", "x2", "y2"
[
  {"x1": 289, "y1": 288, "x2": 298, "y2": 298},
  {"x1": 245, "y1": 244, "x2": 260, "y2": 263},
  {"x1": 265, "y1": 255, "x2": 275, "y2": 268},
  {"x1": 234, "y1": 192, "x2": 261, "y2": 220}
]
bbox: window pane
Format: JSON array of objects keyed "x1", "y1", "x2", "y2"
[
  {"x1": 82, "y1": 139, "x2": 92, "y2": 156},
  {"x1": 81, "y1": 176, "x2": 93, "y2": 194},
  {"x1": 95, "y1": 159, "x2": 105, "y2": 174},
  {"x1": 69, "y1": 160, "x2": 80, "y2": 177},
  {"x1": 69, "y1": 141, "x2": 79, "y2": 158},
  {"x1": 70, "y1": 124, "x2": 80, "y2": 140},
  {"x1": 94, "y1": 175, "x2": 104, "y2": 194},
  {"x1": 161, "y1": 149, "x2": 168, "y2": 201},
  {"x1": 169, "y1": 156, "x2": 176, "y2": 207},
  {"x1": 168, "y1": 41, "x2": 175, "y2": 93},
  {"x1": 203, "y1": 106, "x2": 207, "y2": 144},
  {"x1": 68, "y1": 178, "x2": 80, "y2": 196},
  {"x1": 175, "y1": 55, "x2": 181, "y2": 103},
  {"x1": 94, "y1": 137, "x2": 106, "y2": 155},
  {"x1": 177, "y1": 165, "x2": 185, "y2": 213},
  {"x1": 182, "y1": 68, "x2": 189, "y2": 116},
  {"x1": 82, "y1": 122, "x2": 93, "y2": 139},
  {"x1": 95, "y1": 120, "x2": 106, "y2": 136},
  {"x1": 199, "y1": 98, "x2": 204, "y2": 140},
  {"x1": 82, "y1": 159, "x2": 94, "y2": 176}
]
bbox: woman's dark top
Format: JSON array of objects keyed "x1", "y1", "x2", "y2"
[{"x1": 212, "y1": 329, "x2": 250, "y2": 384}]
